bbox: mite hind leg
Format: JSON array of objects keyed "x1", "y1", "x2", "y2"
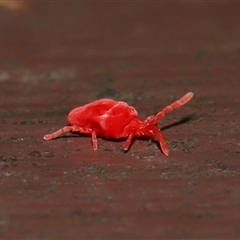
[
  {"x1": 43, "y1": 126, "x2": 98, "y2": 150},
  {"x1": 123, "y1": 133, "x2": 134, "y2": 151},
  {"x1": 43, "y1": 126, "x2": 75, "y2": 140}
]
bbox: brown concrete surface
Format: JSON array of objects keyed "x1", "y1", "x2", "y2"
[{"x1": 0, "y1": 2, "x2": 240, "y2": 239}]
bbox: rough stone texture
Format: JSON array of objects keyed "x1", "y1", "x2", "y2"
[{"x1": 0, "y1": 2, "x2": 239, "y2": 239}]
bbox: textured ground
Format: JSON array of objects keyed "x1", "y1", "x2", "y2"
[{"x1": 0, "y1": 2, "x2": 240, "y2": 239}]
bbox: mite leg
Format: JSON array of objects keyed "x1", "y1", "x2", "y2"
[
  {"x1": 154, "y1": 128, "x2": 169, "y2": 156},
  {"x1": 155, "y1": 92, "x2": 193, "y2": 121},
  {"x1": 91, "y1": 131, "x2": 98, "y2": 150},
  {"x1": 43, "y1": 126, "x2": 74, "y2": 140},
  {"x1": 123, "y1": 133, "x2": 134, "y2": 151},
  {"x1": 44, "y1": 126, "x2": 98, "y2": 150},
  {"x1": 72, "y1": 127, "x2": 98, "y2": 150}
]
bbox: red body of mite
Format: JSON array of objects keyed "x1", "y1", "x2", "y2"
[{"x1": 44, "y1": 92, "x2": 193, "y2": 155}]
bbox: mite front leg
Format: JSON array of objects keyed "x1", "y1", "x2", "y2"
[
  {"x1": 155, "y1": 92, "x2": 193, "y2": 121},
  {"x1": 153, "y1": 127, "x2": 169, "y2": 156}
]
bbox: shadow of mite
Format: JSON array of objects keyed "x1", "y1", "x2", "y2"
[{"x1": 160, "y1": 114, "x2": 197, "y2": 132}]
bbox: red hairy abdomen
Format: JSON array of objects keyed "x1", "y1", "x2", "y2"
[{"x1": 68, "y1": 99, "x2": 138, "y2": 138}]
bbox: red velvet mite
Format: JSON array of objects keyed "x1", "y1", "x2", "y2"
[{"x1": 44, "y1": 92, "x2": 193, "y2": 155}]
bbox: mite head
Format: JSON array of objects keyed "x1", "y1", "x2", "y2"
[
  {"x1": 126, "y1": 92, "x2": 193, "y2": 155},
  {"x1": 128, "y1": 115, "x2": 169, "y2": 155},
  {"x1": 132, "y1": 115, "x2": 157, "y2": 138}
]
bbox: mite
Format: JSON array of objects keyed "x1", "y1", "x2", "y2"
[{"x1": 44, "y1": 92, "x2": 193, "y2": 155}]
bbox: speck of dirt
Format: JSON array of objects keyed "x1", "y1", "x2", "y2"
[
  {"x1": 8, "y1": 137, "x2": 24, "y2": 143},
  {"x1": 28, "y1": 151, "x2": 42, "y2": 157},
  {"x1": 13, "y1": 120, "x2": 49, "y2": 125},
  {"x1": 42, "y1": 150, "x2": 54, "y2": 158},
  {"x1": 0, "y1": 156, "x2": 7, "y2": 162},
  {"x1": 0, "y1": 156, "x2": 20, "y2": 168},
  {"x1": 0, "y1": 110, "x2": 31, "y2": 117},
  {"x1": 97, "y1": 88, "x2": 120, "y2": 99},
  {"x1": 44, "y1": 107, "x2": 68, "y2": 117},
  {"x1": 28, "y1": 150, "x2": 54, "y2": 158},
  {"x1": 0, "y1": 156, "x2": 19, "y2": 162}
]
